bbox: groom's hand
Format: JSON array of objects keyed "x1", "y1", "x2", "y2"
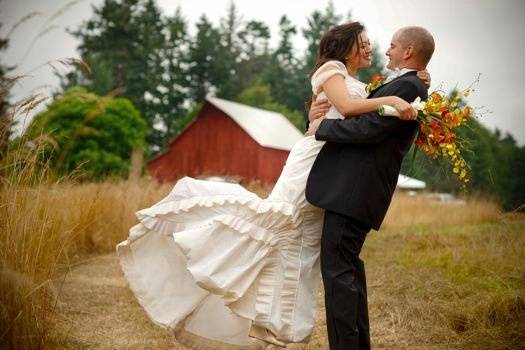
[
  {"x1": 417, "y1": 69, "x2": 431, "y2": 88},
  {"x1": 309, "y1": 99, "x2": 331, "y2": 123},
  {"x1": 305, "y1": 115, "x2": 326, "y2": 136}
]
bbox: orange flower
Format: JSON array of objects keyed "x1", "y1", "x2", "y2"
[
  {"x1": 463, "y1": 106, "x2": 472, "y2": 119},
  {"x1": 433, "y1": 132, "x2": 445, "y2": 143},
  {"x1": 411, "y1": 85, "x2": 476, "y2": 185},
  {"x1": 430, "y1": 92, "x2": 443, "y2": 103},
  {"x1": 370, "y1": 74, "x2": 384, "y2": 83},
  {"x1": 443, "y1": 132, "x2": 456, "y2": 143}
]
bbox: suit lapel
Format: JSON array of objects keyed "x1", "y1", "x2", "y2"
[{"x1": 367, "y1": 81, "x2": 389, "y2": 98}]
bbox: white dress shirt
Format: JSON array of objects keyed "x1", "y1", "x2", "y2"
[{"x1": 384, "y1": 68, "x2": 417, "y2": 84}]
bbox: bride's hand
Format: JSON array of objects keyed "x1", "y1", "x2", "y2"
[
  {"x1": 417, "y1": 69, "x2": 431, "y2": 88},
  {"x1": 388, "y1": 96, "x2": 416, "y2": 120},
  {"x1": 308, "y1": 98, "x2": 331, "y2": 123}
]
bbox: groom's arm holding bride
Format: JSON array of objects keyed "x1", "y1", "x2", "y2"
[
  {"x1": 305, "y1": 76, "x2": 426, "y2": 143},
  {"x1": 304, "y1": 68, "x2": 430, "y2": 140}
]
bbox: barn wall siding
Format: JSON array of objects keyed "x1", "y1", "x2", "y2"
[{"x1": 148, "y1": 102, "x2": 291, "y2": 184}]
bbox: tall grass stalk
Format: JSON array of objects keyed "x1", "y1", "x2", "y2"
[{"x1": 1, "y1": 141, "x2": 169, "y2": 347}]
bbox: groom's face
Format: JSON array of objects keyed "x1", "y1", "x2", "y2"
[{"x1": 386, "y1": 32, "x2": 406, "y2": 70}]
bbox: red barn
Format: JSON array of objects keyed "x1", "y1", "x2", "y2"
[{"x1": 148, "y1": 96, "x2": 304, "y2": 184}]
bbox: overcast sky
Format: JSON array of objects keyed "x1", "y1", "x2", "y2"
[{"x1": 1, "y1": 0, "x2": 524, "y2": 144}]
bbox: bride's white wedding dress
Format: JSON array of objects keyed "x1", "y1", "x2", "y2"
[{"x1": 117, "y1": 61, "x2": 368, "y2": 349}]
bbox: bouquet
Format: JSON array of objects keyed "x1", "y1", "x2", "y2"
[{"x1": 379, "y1": 89, "x2": 474, "y2": 184}]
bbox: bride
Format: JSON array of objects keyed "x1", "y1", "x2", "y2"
[{"x1": 117, "y1": 21, "x2": 429, "y2": 349}]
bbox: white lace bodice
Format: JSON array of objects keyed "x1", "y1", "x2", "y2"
[{"x1": 310, "y1": 60, "x2": 368, "y2": 120}]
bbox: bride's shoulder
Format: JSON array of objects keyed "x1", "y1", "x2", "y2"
[
  {"x1": 312, "y1": 60, "x2": 347, "y2": 78},
  {"x1": 311, "y1": 61, "x2": 348, "y2": 93}
]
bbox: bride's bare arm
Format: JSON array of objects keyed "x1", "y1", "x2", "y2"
[{"x1": 321, "y1": 75, "x2": 416, "y2": 120}]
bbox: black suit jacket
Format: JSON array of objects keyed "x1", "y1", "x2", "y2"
[{"x1": 305, "y1": 71, "x2": 428, "y2": 230}]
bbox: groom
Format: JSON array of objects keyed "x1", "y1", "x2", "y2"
[{"x1": 305, "y1": 26, "x2": 435, "y2": 350}]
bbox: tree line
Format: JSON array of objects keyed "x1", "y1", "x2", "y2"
[{"x1": 59, "y1": 0, "x2": 387, "y2": 152}]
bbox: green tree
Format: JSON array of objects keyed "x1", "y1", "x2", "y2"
[
  {"x1": 187, "y1": 15, "x2": 232, "y2": 102},
  {"x1": 236, "y1": 20, "x2": 271, "y2": 93},
  {"x1": 294, "y1": 2, "x2": 342, "y2": 114},
  {"x1": 237, "y1": 81, "x2": 304, "y2": 130},
  {"x1": 155, "y1": 7, "x2": 190, "y2": 150},
  {"x1": 61, "y1": 0, "x2": 167, "y2": 152},
  {"x1": 26, "y1": 87, "x2": 146, "y2": 180},
  {"x1": 238, "y1": 20, "x2": 270, "y2": 58},
  {"x1": 261, "y1": 15, "x2": 304, "y2": 112},
  {"x1": 217, "y1": 1, "x2": 243, "y2": 99},
  {"x1": 302, "y1": 1, "x2": 341, "y2": 73}
]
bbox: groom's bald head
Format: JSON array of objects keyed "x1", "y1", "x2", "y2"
[{"x1": 397, "y1": 26, "x2": 435, "y2": 66}]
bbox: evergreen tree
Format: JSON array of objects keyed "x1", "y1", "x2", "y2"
[
  {"x1": 302, "y1": 2, "x2": 341, "y2": 75},
  {"x1": 236, "y1": 20, "x2": 271, "y2": 93},
  {"x1": 156, "y1": 7, "x2": 190, "y2": 149},
  {"x1": 297, "y1": 2, "x2": 342, "y2": 114},
  {"x1": 262, "y1": 15, "x2": 303, "y2": 111},
  {"x1": 61, "y1": 0, "x2": 167, "y2": 152},
  {"x1": 238, "y1": 20, "x2": 270, "y2": 58},
  {"x1": 217, "y1": 1, "x2": 243, "y2": 99},
  {"x1": 187, "y1": 15, "x2": 230, "y2": 102},
  {"x1": 220, "y1": 1, "x2": 241, "y2": 53}
]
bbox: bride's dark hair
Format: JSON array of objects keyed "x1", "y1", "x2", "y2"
[
  {"x1": 309, "y1": 21, "x2": 365, "y2": 78},
  {"x1": 305, "y1": 21, "x2": 365, "y2": 115}
]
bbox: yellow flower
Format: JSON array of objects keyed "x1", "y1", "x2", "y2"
[
  {"x1": 431, "y1": 92, "x2": 443, "y2": 103},
  {"x1": 463, "y1": 106, "x2": 472, "y2": 118}
]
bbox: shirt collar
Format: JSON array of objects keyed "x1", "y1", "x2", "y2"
[{"x1": 385, "y1": 67, "x2": 417, "y2": 83}]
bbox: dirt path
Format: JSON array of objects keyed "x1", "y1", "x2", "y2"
[
  {"x1": 51, "y1": 254, "x2": 181, "y2": 349},
  {"x1": 51, "y1": 254, "x2": 328, "y2": 349},
  {"x1": 49, "y1": 234, "x2": 470, "y2": 350}
]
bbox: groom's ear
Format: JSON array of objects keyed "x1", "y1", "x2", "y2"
[{"x1": 403, "y1": 45, "x2": 414, "y2": 60}]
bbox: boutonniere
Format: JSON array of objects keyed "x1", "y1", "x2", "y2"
[{"x1": 366, "y1": 74, "x2": 385, "y2": 93}]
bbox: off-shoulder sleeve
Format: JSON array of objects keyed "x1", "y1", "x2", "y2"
[{"x1": 311, "y1": 60, "x2": 347, "y2": 95}]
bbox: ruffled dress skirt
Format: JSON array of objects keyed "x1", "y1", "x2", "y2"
[{"x1": 116, "y1": 136, "x2": 325, "y2": 349}]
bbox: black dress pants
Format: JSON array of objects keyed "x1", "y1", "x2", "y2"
[{"x1": 321, "y1": 210, "x2": 371, "y2": 350}]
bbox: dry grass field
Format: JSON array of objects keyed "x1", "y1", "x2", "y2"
[{"x1": 1, "y1": 178, "x2": 524, "y2": 349}]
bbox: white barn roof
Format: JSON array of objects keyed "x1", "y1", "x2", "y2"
[
  {"x1": 206, "y1": 96, "x2": 303, "y2": 151},
  {"x1": 397, "y1": 174, "x2": 426, "y2": 189}
]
